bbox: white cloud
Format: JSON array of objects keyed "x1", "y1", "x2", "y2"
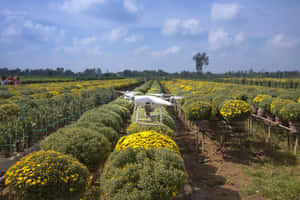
[
  {"x1": 266, "y1": 34, "x2": 299, "y2": 48},
  {"x1": 60, "y1": 0, "x2": 106, "y2": 13},
  {"x1": 162, "y1": 18, "x2": 202, "y2": 36},
  {"x1": 209, "y1": 29, "x2": 245, "y2": 50},
  {"x1": 211, "y1": 3, "x2": 241, "y2": 21},
  {"x1": 123, "y1": 0, "x2": 139, "y2": 14},
  {"x1": 62, "y1": 36, "x2": 101, "y2": 56},
  {"x1": 0, "y1": 11, "x2": 64, "y2": 43},
  {"x1": 164, "y1": 45, "x2": 181, "y2": 54},
  {"x1": 153, "y1": 45, "x2": 181, "y2": 56},
  {"x1": 124, "y1": 34, "x2": 139, "y2": 43},
  {"x1": 24, "y1": 20, "x2": 58, "y2": 41},
  {"x1": 1, "y1": 25, "x2": 19, "y2": 37},
  {"x1": 106, "y1": 28, "x2": 127, "y2": 42},
  {"x1": 234, "y1": 32, "x2": 245, "y2": 44},
  {"x1": 133, "y1": 45, "x2": 150, "y2": 55},
  {"x1": 162, "y1": 18, "x2": 180, "y2": 35}
]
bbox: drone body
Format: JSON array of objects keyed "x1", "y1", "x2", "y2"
[{"x1": 119, "y1": 90, "x2": 183, "y2": 126}]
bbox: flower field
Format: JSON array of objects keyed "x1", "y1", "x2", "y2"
[
  {"x1": 2, "y1": 78, "x2": 300, "y2": 200},
  {"x1": 162, "y1": 79, "x2": 300, "y2": 124},
  {"x1": 0, "y1": 79, "x2": 138, "y2": 156},
  {"x1": 215, "y1": 77, "x2": 300, "y2": 89}
]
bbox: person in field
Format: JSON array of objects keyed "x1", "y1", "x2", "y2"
[
  {"x1": 14, "y1": 76, "x2": 20, "y2": 85},
  {"x1": 1, "y1": 76, "x2": 7, "y2": 85},
  {"x1": 7, "y1": 75, "x2": 14, "y2": 85}
]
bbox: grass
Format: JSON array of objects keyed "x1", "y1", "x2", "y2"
[
  {"x1": 244, "y1": 166, "x2": 300, "y2": 200},
  {"x1": 239, "y1": 121, "x2": 300, "y2": 200}
]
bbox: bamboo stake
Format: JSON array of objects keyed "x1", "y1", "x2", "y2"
[{"x1": 294, "y1": 134, "x2": 298, "y2": 155}]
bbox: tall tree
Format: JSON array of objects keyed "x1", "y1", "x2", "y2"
[{"x1": 193, "y1": 52, "x2": 209, "y2": 74}]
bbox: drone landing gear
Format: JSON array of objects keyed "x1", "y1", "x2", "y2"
[{"x1": 133, "y1": 104, "x2": 162, "y2": 126}]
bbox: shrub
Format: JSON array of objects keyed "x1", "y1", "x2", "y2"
[
  {"x1": 103, "y1": 104, "x2": 131, "y2": 121},
  {"x1": 183, "y1": 101, "x2": 212, "y2": 121},
  {"x1": 279, "y1": 103, "x2": 300, "y2": 121},
  {"x1": 97, "y1": 107, "x2": 124, "y2": 124},
  {"x1": 5, "y1": 150, "x2": 89, "y2": 200},
  {"x1": 41, "y1": 127, "x2": 111, "y2": 171},
  {"x1": 212, "y1": 95, "x2": 233, "y2": 116},
  {"x1": 70, "y1": 121, "x2": 119, "y2": 145},
  {"x1": 162, "y1": 109, "x2": 176, "y2": 130},
  {"x1": 253, "y1": 94, "x2": 273, "y2": 107},
  {"x1": 220, "y1": 100, "x2": 252, "y2": 121},
  {"x1": 126, "y1": 122, "x2": 176, "y2": 138},
  {"x1": 258, "y1": 96, "x2": 274, "y2": 113},
  {"x1": 270, "y1": 99, "x2": 295, "y2": 116},
  {"x1": 115, "y1": 131, "x2": 180, "y2": 154},
  {"x1": 113, "y1": 98, "x2": 133, "y2": 111},
  {"x1": 79, "y1": 111, "x2": 121, "y2": 132},
  {"x1": 101, "y1": 147, "x2": 187, "y2": 200}
]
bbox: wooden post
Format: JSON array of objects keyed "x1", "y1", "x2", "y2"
[
  {"x1": 267, "y1": 124, "x2": 271, "y2": 144},
  {"x1": 293, "y1": 134, "x2": 298, "y2": 155},
  {"x1": 287, "y1": 131, "x2": 291, "y2": 152}
]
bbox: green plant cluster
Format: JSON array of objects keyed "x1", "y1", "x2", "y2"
[
  {"x1": 0, "y1": 87, "x2": 120, "y2": 156},
  {"x1": 40, "y1": 98, "x2": 132, "y2": 171},
  {"x1": 100, "y1": 80, "x2": 187, "y2": 200},
  {"x1": 101, "y1": 147, "x2": 187, "y2": 200},
  {"x1": 5, "y1": 150, "x2": 90, "y2": 200},
  {"x1": 162, "y1": 79, "x2": 300, "y2": 122}
]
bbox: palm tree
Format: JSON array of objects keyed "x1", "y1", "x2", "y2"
[{"x1": 193, "y1": 52, "x2": 209, "y2": 74}]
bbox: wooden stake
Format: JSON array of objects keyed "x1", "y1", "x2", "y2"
[{"x1": 293, "y1": 134, "x2": 298, "y2": 155}]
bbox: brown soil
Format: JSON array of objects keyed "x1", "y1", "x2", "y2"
[{"x1": 172, "y1": 114, "x2": 268, "y2": 200}]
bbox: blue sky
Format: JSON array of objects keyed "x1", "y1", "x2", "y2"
[{"x1": 0, "y1": 0, "x2": 300, "y2": 73}]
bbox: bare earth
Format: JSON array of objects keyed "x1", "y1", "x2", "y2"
[{"x1": 173, "y1": 114, "x2": 268, "y2": 200}]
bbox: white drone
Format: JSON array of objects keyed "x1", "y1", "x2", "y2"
[{"x1": 120, "y1": 91, "x2": 184, "y2": 126}]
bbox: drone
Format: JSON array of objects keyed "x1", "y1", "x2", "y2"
[{"x1": 119, "y1": 91, "x2": 184, "y2": 126}]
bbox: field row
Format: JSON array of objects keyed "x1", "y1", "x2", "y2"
[
  {"x1": 0, "y1": 79, "x2": 138, "y2": 156},
  {"x1": 162, "y1": 79, "x2": 300, "y2": 124}
]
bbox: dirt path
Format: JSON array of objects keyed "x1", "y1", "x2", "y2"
[{"x1": 172, "y1": 112, "x2": 266, "y2": 200}]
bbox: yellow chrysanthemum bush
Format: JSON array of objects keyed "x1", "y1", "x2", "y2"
[
  {"x1": 270, "y1": 99, "x2": 295, "y2": 117},
  {"x1": 279, "y1": 103, "x2": 300, "y2": 122},
  {"x1": 100, "y1": 147, "x2": 187, "y2": 200},
  {"x1": 183, "y1": 100, "x2": 212, "y2": 121},
  {"x1": 252, "y1": 94, "x2": 273, "y2": 107},
  {"x1": 41, "y1": 127, "x2": 112, "y2": 171},
  {"x1": 220, "y1": 100, "x2": 252, "y2": 121},
  {"x1": 126, "y1": 122, "x2": 176, "y2": 138},
  {"x1": 115, "y1": 131, "x2": 180, "y2": 154},
  {"x1": 5, "y1": 150, "x2": 89, "y2": 200}
]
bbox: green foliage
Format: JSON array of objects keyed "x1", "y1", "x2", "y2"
[
  {"x1": 258, "y1": 96, "x2": 274, "y2": 113},
  {"x1": 102, "y1": 104, "x2": 131, "y2": 121},
  {"x1": 279, "y1": 103, "x2": 300, "y2": 121},
  {"x1": 5, "y1": 150, "x2": 89, "y2": 200},
  {"x1": 244, "y1": 167, "x2": 300, "y2": 200},
  {"x1": 212, "y1": 95, "x2": 233, "y2": 116},
  {"x1": 79, "y1": 110, "x2": 122, "y2": 132},
  {"x1": 100, "y1": 147, "x2": 187, "y2": 200},
  {"x1": 161, "y1": 109, "x2": 176, "y2": 130},
  {"x1": 126, "y1": 122, "x2": 176, "y2": 138},
  {"x1": 270, "y1": 98, "x2": 295, "y2": 116},
  {"x1": 113, "y1": 98, "x2": 134, "y2": 112},
  {"x1": 70, "y1": 121, "x2": 119, "y2": 145},
  {"x1": 41, "y1": 127, "x2": 111, "y2": 171},
  {"x1": 183, "y1": 101, "x2": 212, "y2": 121}
]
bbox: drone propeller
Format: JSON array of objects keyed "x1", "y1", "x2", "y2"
[
  {"x1": 133, "y1": 95, "x2": 173, "y2": 106},
  {"x1": 147, "y1": 93, "x2": 165, "y2": 97}
]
